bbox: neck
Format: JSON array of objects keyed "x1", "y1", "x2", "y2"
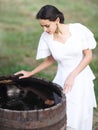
[{"x1": 55, "y1": 23, "x2": 68, "y2": 35}]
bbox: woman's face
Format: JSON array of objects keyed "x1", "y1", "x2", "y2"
[{"x1": 38, "y1": 19, "x2": 58, "y2": 34}]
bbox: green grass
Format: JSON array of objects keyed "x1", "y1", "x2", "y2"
[{"x1": 0, "y1": 0, "x2": 98, "y2": 104}]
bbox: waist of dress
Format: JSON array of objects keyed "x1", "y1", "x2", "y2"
[{"x1": 58, "y1": 64, "x2": 95, "y2": 81}]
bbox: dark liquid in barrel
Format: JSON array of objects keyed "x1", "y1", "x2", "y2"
[{"x1": 0, "y1": 84, "x2": 61, "y2": 111}]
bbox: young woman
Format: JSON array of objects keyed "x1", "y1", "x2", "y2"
[{"x1": 15, "y1": 5, "x2": 97, "y2": 130}]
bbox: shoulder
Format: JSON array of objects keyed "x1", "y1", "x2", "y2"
[
  {"x1": 70, "y1": 23, "x2": 87, "y2": 29},
  {"x1": 38, "y1": 32, "x2": 52, "y2": 47},
  {"x1": 70, "y1": 23, "x2": 94, "y2": 36},
  {"x1": 41, "y1": 32, "x2": 52, "y2": 41}
]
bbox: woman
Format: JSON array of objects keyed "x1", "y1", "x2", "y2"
[{"x1": 15, "y1": 5, "x2": 97, "y2": 130}]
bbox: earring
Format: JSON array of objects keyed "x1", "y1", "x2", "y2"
[{"x1": 55, "y1": 23, "x2": 59, "y2": 34}]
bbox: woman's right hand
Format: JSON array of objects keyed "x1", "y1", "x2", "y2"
[{"x1": 14, "y1": 70, "x2": 33, "y2": 79}]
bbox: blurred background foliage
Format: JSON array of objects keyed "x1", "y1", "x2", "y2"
[{"x1": 0, "y1": 0, "x2": 98, "y2": 103}]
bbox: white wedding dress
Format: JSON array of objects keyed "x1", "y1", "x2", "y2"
[{"x1": 36, "y1": 23, "x2": 97, "y2": 130}]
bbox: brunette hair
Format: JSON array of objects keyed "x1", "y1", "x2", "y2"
[{"x1": 36, "y1": 5, "x2": 64, "y2": 23}]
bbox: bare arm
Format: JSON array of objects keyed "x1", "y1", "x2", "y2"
[
  {"x1": 30, "y1": 55, "x2": 55, "y2": 75},
  {"x1": 15, "y1": 55, "x2": 55, "y2": 78},
  {"x1": 63, "y1": 49, "x2": 92, "y2": 93}
]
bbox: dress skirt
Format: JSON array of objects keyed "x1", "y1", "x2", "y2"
[{"x1": 64, "y1": 76, "x2": 96, "y2": 130}]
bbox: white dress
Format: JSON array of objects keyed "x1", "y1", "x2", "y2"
[{"x1": 36, "y1": 23, "x2": 97, "y2": 130}]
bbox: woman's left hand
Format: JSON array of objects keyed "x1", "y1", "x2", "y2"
[{"x1": 63, "y1": 75, "x2": 75, "y2": 93}]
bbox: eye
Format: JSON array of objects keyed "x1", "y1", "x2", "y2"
[{"x1": 40, "y1": 24, "x2": 50, "y2": 28}]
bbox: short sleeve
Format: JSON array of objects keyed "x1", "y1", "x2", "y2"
[
  {"x1": 77, "y1": 23, "x2": 97, "y2": 50},
  {"x1": 36, "y1": 32, "x2": 51, "y2": 60}
]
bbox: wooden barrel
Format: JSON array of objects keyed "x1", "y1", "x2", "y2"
[{"x1": 0, "y1": 76, "x2": 66, "y2": 130}]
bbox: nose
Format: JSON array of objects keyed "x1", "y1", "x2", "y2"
[{"x1": 43, "y1": 27, "x2": 48, "y2": 32}]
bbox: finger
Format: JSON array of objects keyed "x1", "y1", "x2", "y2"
[
  {"x1": 14, "y1": 70, "x2": 24, "y2": 75},
  {"x1": 63, "y1": 84, "x2": 72, "y2": 93},
  {"x1": 17, "y1": 75, "x2": 23, "y2": 79},
  {"x1": 14, "y1": 72, "x2": 24, "y2": 79},
  {"x1": 19, "y1": 74, "x2": 29, "y2": 79},
  {"x1": 63, "y1": 84, "x2": 68, "y2": 93},
  {"x1": 14, "y1": 72, "x2": 21, "y2": 75}
]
